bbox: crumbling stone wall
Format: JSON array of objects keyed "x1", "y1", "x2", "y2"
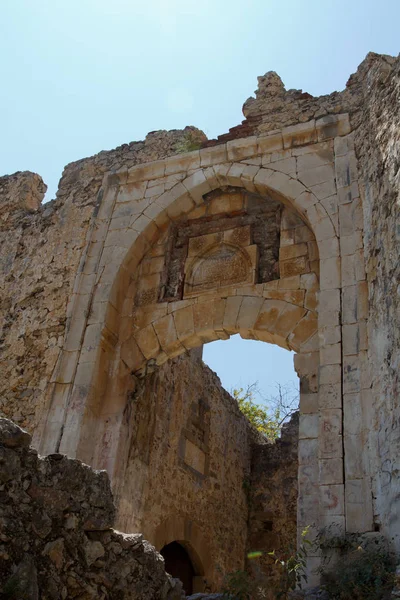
[
  {"x1": 353, "y1": 55, "x2": 400, "y2": 548},
  {"x1": 0, "y1": 417, "x2": 184, "y2": 599},
  {"x1": 0, "y1": 128, "x2": 205, "y2": 433}
]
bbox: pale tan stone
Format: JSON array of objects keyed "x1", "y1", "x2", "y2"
[
  {"x1": 209, "y1": 193, "x2": 244, "y2": 215},
  {"x1": 295, "y1": 190, "x2": 319, "y2": 212},
  {"x1": 295, "y1": 225, "x2": 315, "y2": 243},
  {"x1": 223, "y1": 225, "x2": 251, "y2": 246},
  {"x1": 257, "y1": 132, "x2": 283, "y2": 154},
  {"x1": 278, "y1": 275, "x2": 301, "y2": 289},
  {"x1": 334, "y1": 132, "x2": 355, "y2": 157},
  {"x1": 271, "y1": 149, "x2": 292, "y2": 163},
  {"x1": 193, "y1": 302, "x2": 218, "y2": 342},
  {"x1": 320, "y1": 484, "x2": 345, "y2": 516},
  {"x1": 335, "y1": 152, "x2": 358, "y2": 189},
  {"x1": 280, "y1": 256, "x2": 309, "y2": 278},
  {"x1": 120, "y1": 338, "x2": 145, "y2": 372},
  {"x1": 289, "y1": 310, "x2": 318, "y2": 350},
  {"x1": 263, "y1": 288, "x2": 305, "y2": 305},
  {"x1": 317, "y1": 237, "x2": 339, "y2": 260},
  {"x1": 266, "y1": 169, "x2": 306, "y2": 201},
  {"x1": 296, "y1": 148, "x2": 334, "y2": 171},
  {"x1": 254, "y1": 299, "x2": 285, "y2": 333},
  {"x1": 53, "y1": 350, "x2": 79, "y2": 384},
  {"x1": 319, "y1": 257, "x2": 341, "y2": 290},
  {"x1": 354, "y1": 248, "x2": 366, "y2": 281},
  {"x1": 173, "y1": 305, "x2": 195, "y2": 341},
  {"x1": 341, "y1": 231, "x2": 363, "y2": 255},
  {"x1": 212, "y1": 163, "x2": 231, "y2": 187},
  {"x1": 343, "y1": 355, "x2": 360, "y2": 394},
  {"x1": 309, "y1": 180, "x2": 337, "y2": 200},
  {"x1": 300, "y1": 393, "x2": 318, "y2": 414},
  {"x1": 298, "y1": 164, "x2": 335, "y2": 188},
  {"x1": 236, "y1": 296, "x2": 264, "y2": 331},
  {"x1": 282, "y1": 120, "x2": 317, "y2": 149},
  {"x1": 357, "y1": 281, "x2": 369, "y2": 319},
  {"x1": 166, "y1": 192, "x2": 195, "y2": 219},
  {"x1": 298, "y1": 438, "x2": 318, "y2": 466},
  {"x1": 304, "y1": 289, "x2": 317, "y2": 311},
  {"x1": 345, "y1": 479, "x2": 373, "y2": 532},
  {"x1": 199, "y1": 144, "x2": 228, "y2": 167},
  {"x1": 227, "y1": 136, "x2": 258, "y2": 161},
  {"x1": 318, "y1": 288, "x2": 340, "y2": 326},
  {"x1": 144, "y1": 183, "x2": 165, "y2": 199},
  {"x1": 320, "y1": 344, "x2": 341, "y2": 365},
  {"x1": 299, "y1": 414, "x2": 319, "y2": 439},
  {"x1": 279, "y1": 243, "x2": 308, "y2": 260},
  {"x1": 222, "y1": 296, "x2": 243, "y2": 331},
  {"x1": 269, "y1": 157, "x2": 296, "y2": 175},
  {"x1": 240, "y1": 164, "x2": 260, "y2": 193},
  {"x1": 164, "y1": 150, "x2": 200, "y2": 175},
  {"x1": 274, "y1": 304, "x2": 307, "y2": 338},
  {"x1": 134, "y1": 323, "x2": 160, "y2": 360},
  {"x1": 182, "y1": 170, "x2": 212, "y2": 205},
  {"x1": 319, "y1": 458, "x2": 344, "y2": 485},
  {"x1": 319, "y1": 383, "x2": 342, "y2": 409},
  {"x1": 226, "y1": 162, "x2": 245, "y2": 187},
  {"x1": 342, "y1": 285, "x2": 357, "y2": 324},
  {"x1": 116, "y1": 181, "x2": 147, "y2": 203},
  {"x1": 306, "y1": 240, "x2": 319, "y2": 262},
  {"x1": 237, "y1": 283, "x2": 263, "y2": 296},
  {"x1": 212, "y1": 298, "x2": 227, "y2": 332},
  {"x1": 300, "y1": 272, "x2": 319, "y2": 291},
  {"x1": 187, "y1": 232, "x2": 221, "y2": 257},
  {"x1": 343, "y1": 323, "x2": 359, "y2": 356},
  {"x1": 187, "y1": 204, "x2": 207, "y2": 220},
  {"x1": 317, "y1": 114, "x2": 351, "y2": 140},
  {"x1": 319, "y1": 364, "x2": 341, "y2": 386}
]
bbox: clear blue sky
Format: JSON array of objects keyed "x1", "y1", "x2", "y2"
[{"x1": 1, "y1": 0, "x2": 398, "y2": 399}]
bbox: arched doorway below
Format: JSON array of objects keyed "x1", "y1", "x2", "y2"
[{"x1": 160, "y1": 541, "x2": 195, "y2": 595}]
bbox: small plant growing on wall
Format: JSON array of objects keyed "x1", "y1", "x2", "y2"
[
  {"x1": 221, "y1": 528, "x2": 315, "y2": 599},
  {"x1": 267, "y1": 526, "x2": 316, "y2": 597},
  {"x1": 174, "y1": 129, "x2": 204, "y2": 153}
]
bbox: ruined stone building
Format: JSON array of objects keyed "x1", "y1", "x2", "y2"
[{"x1": 0, "y1": 52, "x2": 399, "y2": 598}]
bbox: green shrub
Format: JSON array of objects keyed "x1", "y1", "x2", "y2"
[
  {"x1": 221, "y1": 569, "x2": 254, "y2": 600},
  {"x1": 174, "y1": 130, "x2": 203, "y2": 153},
  {"x1": 321, "y1": 545, "x2": 396, "y2": 600}
]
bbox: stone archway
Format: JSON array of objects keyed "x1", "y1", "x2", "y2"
[
  {"x1": 36, "y1": 116, "x2": 373, "y2": 585},
  {"x1": 85, "y1": 181, "x2": 322, "y2": 581},
  {"x1": 153, "y1": 515, "x2": 210, "y2": 593}
]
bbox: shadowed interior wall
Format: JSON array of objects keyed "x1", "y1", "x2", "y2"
[{"x1": 117, "y1": 349, "x2": 255, "y2": 590}]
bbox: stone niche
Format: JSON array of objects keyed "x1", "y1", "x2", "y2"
[{"x1": 155, "y1": 187, "x2": 282, "y2": 304}]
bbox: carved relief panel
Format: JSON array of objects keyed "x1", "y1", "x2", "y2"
[
  {"x1": 154, "y1": 188, "x2": 282, "y2": 304},
  {"x1": 184, "y1": 226, "x2": 258, "y2": 297}
]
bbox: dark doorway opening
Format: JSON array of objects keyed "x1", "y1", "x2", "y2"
[{"x1": 160, "y1": 541, "x2": 195, "y2": 595}]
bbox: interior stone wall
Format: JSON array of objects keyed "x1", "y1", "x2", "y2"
[{"x1": 116, "y1": 349, "x2": 255, "y2": 591}]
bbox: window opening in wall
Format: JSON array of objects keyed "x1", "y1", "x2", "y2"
[
  {"x1": 160, "y1": 541, "x2": 196, "y2": 595},
  {"x1": 203, "y1": 335, "x2": 299, "y2": 439}
]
